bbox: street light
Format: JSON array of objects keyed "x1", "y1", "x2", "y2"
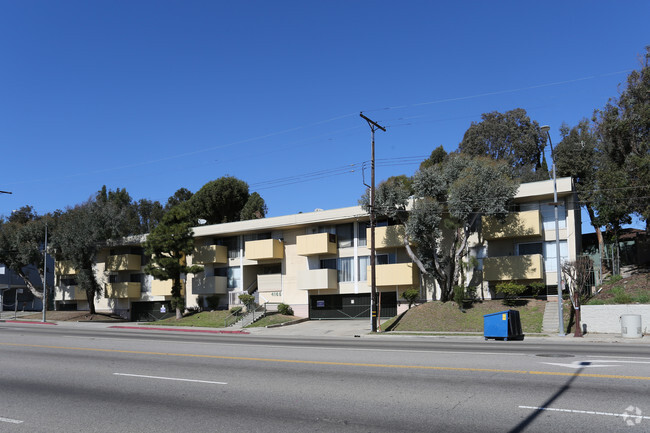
[{"x1": 541, "y1": 125, "x2": 565, "y2": 337}]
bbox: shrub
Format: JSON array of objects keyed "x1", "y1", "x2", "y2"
[
  {"x1": 205, "y1": 295, "x2": 220, "y2": 310},
  {"x1": 402, "y1": 288, "x2": 420, "y2": 309},
  {"x1": 238, "y1": 294, "x2": 256, "y2": 309},
  {"x1": 453, "y1": 285, "x2": 465, "y2": 307},
  {"x1": 229, "y1": 306, "x2": 243, "y2": 315},
  {"x1": 611, "y1": 287, "x2": 633, "y2": 304},
  {"x1": 527, "y1": 282, "x2": 545, "y2": 297},
  {"x1": 277, "y1": 303, "x2": 294, "y2": 316},
  {"x1": 496, "y1": 281, "x2": 527, "y2": 305}
]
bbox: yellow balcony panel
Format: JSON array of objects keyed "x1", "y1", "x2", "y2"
[
  {"x1": 105, "y1": 282, "x2": 141, "y2": 299},
  {"x1": 55, "y1": 286, "x2": 85, "y2": 301},
  {"x1": 483, "y1": 254, "x2": 544, "y2": 281},
  {"x1": 192, "y1": 275, "x2": 227, "y2": 295},
  {"x1": 245, "y1": 239, "x2": 284, "y2": 261},
  {"x1": 482, "y1": 210, "x2": 541, "y2": 240},
  {"x1": 55, "y1": 261, "x2": 76, "y2": 275},
  {"x1": 151, "y1": 279, "x2": 173, "y2": 297},
  {"x1": 258, "y1": 273, "x2": 283, "y2": 293},
  {"x1": 367, "y1": 225, "x2": 410, "y2": 249},
  {"x1": 193, "y1": 245, "x2": 228, "y2": 264},
  {"x1": 297, "y1": 269, "x2": 338, "y2": 290},
  {"x1": 367, "y1": 263, "x2": 417, "y2": 287},
  {"x1": 105, "y1": 254, "x2": 142, "y2": 271},
  {"x1": 296, "y1": 233, "x2": 337, "y2": 256}
]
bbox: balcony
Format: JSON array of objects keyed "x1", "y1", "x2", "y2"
[
  {"x1": 55, "y1": 260, "x2": 76, "y2": 275},
  {"x1": 483, "y1": 254, "x2": 544, "y2": 281},
  {"x1": 245, "y1": 239, "x2": 284, "y2": 261},
  {"x1": 367, "y1": 263, "x2": 417, "y2": 287},
  {"x1": 105, "y1": 254, "x2": 141, "y2": 271},
  {"x1": 296, "y1": 233, "x2": 337, "y2": 256},
  {"x1": 368, "y1": 225, "x2": 410, "y2": 249},
  {"x1": 191, "y1": 275, "x2": 227, "y2": 295},
  {"x1": 482, "y1": 210, "x2": 541, "y2": 240},
  {"x1": 150, "y1": 279, "x2": 173, "y2": 297},
  {"x1": 55, "y1": 286, "x2": 85, "y2": 301},
  {"x1": 258, "y1": 273, "x2": 283, "y2": 293},
  {"x1": 193, "y1": 245, "x2": 228, "y2": 264},
  {"x1": 297, "y1": 269, "x2": 338, "y2": 290},
  {"x1": 105, "y1": 282, "x2": 141, "y2": 299}
]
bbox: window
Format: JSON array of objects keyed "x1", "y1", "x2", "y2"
[
  {"x1": 543, "y1": 241, "x2": 569, "y2": 272},
  {"x1": 376, "y1": 253, "x2": 396, "y2": 265},
  {"x1": 336, "y1": 223, "x2": 354, "y2": 248},
  {"x1": 358, "y1": 222, "x2": 369, "y2": 247},
  {"x1": 541, "y1": 202, "x2": 566, "y2": 231},
  {"x1": 108, "y1": 274, "x2": 118, "y2": 283},
  {"x1": 320, "y1": 257, "x2": 354, "y2": 282},
  {"x1": 358, "y1": 256, "x2": 370, "y2": 281},
  {"x1": 130, "y1": 273, "x2": 143, "y2": 283},
  {"x1": 517, "y1": 242, "x2": 543, "y2": 256},
  {"x1": 61, "y1": 277, "x2": 77, "y2": 286}
]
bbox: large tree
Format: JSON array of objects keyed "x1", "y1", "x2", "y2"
[
  {"x1": 459, "y1": 108, "x2": 548, "y2": 181},
  {"x1": 144, "y1": 205, "x2": 203, "y2": 319},
  {"x1": 596, "y1": 46, "x2": 650, "y2": 230},
  {"x1": 0, "y1": 206, "x2": 54, "y2": 301},
  {"x1": 362, "y1": 154, "x2": 518, "y2": 301},
  {"x1": 189, "y1": 176, "x2": 267, "y2": 225}
]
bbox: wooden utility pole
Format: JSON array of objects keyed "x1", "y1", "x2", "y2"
[{"x1": 360, "y1": 112, "x2": 386, "y2": 333}]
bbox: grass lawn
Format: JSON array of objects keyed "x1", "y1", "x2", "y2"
[
  {"x1": 245, "y1": 313, "x2": 299, "y2": 328},
  {"x1": 384, "y1": 299, "x2": 546, "y2": 333},
  {"x1": 147, "y1": 310, "x2": 232, "y2": 327}
]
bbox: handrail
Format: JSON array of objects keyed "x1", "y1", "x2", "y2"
[{"x1": 224, "y1": 307, "x2": 244, "y2": 327}]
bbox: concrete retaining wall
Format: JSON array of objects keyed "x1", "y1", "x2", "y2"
[{"x1": 581, "y1": 305, "x2": 650, "y2": 334}]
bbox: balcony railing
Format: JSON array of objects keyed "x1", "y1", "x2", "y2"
[
  {"x1": 55, "y1": 260, "x2": 76, "y2": 275},
  {"x1": 296, "y1": 233, "x2": 337, "y2": 256},
  {"x1": 191, "y1": 275, "x2": 228, "y2": 295},
  {"x1": 482, "y1": 210, "x2": 542, "y2": 240},
  {"x1": 105, "y1": 254, "x2": 141, "y2": 271},
  {"x1": 483, "y1": 254, "x2": 544, "y2": 281},
  {"x1": 245, "y1": 239, "x2": 284, "y2": 261},
  {"x1": 368, "y1": 225, "x2": 410, "y2": 249},
  {"x1": 193, "y1": 245, "x2": 228, "y2": 264},
  {"x1": 150, "y1": 279, "x2": 173, "y2": 297},
  {"x1": 367, "y1": 263, "x2": 417, "y2": 287},
  {"x1": 258, "y1": 273, "x2": 283, "y2": 293},
  {"x1": 105, "y1": 282, "x2": 141, "y2": 299},
  {"x1": 55, "y1": 286, "x2": 85, "y2": 301},
  {"x1": 297, "y1": 268, "x2": 338, "y2": 290}
]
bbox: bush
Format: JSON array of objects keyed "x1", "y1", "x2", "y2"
[
  {"x1": 229, "y1": 306, "x2": 243, "y2": 315},
  {"x1": 205, "y1": 295, "x2": 220, "y2": 310},
  {"x1": 402, "y1": 288, "x2": 420, "y2": 309},
  {"x1": 527, "y1": 282, "x2": 545, "y2": 297},
  {"x1": 453, "y1": 285, "x2": 465, "y2": 307},
  {"x1": 277, "y1": 303, "x2": 294, "y2": 316},
  {"x1": 496, "y1": 281, "x2": 527, "y2": 305},
  {"x1": 238, "y1": 294, "x2": 256, "y2": 309}
]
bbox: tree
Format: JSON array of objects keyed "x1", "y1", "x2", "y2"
[
  {"x1": 240, "y1": 192, "x2": 268, "y2": 220},
  {"x1": 459, "y1": 108, "x2": 548, "y2": 181},
  {"x1": 362, "y1": 154, "x2": 518, "y2": 301},
  {"x1": 596, "y1": 46, "x2": 650, "y2": 230},
  {"x1": 165, "y1": 187, "x2": 194, "y2": 211},
  {"x1": 189, "y1": 176, "x2": 266, "y2": 224},
  {"x1": 562, "y1": 256, "x2": 594, "y2": 337},
  {"x1": 135, "y1": 198, "x2": 164, "y2": 233},
  {"x1": 401, "y1": 288, "x2": 419, "y2": 309},
  {"x1": 144, "y1": 205, "x2": 203, "y2": 319},
  {"x1": 0, "y1": 207, "x2": 53, "y2": 300},
  {"x1": 52, "y1": 198, "x2": 130, "y2": 314},
  {"x1": 419, "y1": 145, "x2": 448, "y2": 171}
]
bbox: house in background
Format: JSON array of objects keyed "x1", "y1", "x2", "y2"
[
  {"x1": 0, "y1": 261, "x2": 51, "y2": 312},
  {"x1": 53, "y1": 177, "x2": 581, "y2": 320}
]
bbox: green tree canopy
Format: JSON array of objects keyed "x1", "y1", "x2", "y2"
[
  {"x1": 189, "y1": 176, "x2": 266, "y2": 225},
  {"x1": 459, "y1": 108, "x2": 548, "y2": 181}
]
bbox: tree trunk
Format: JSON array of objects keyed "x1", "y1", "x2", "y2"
[
  {"x1": 15, "y1": 269, "x2": 44, "y2": 299},
  {"x1": 86, "y1": 290, "x2": 96, "y2": 315},
  {"x1": 586, "y1": 205, "x2": 605, "y2": 278}
]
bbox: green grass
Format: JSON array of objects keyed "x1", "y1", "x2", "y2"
[
  {"x1": 146, "y1": 310, "x2": 231, "y2": 327},
  {"x1": 384, "y1": 299, "x2": 546, "y2": 333},
  {"x1": 245, "y1": 313, "x2": 297, "y2": 328}
]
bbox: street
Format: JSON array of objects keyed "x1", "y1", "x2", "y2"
[{"x1": 0, "y1": 322, "x2": 649, "y2": 432}]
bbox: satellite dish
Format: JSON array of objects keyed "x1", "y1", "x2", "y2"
[{"x1": 197, "y1": 219, "x2": 207, "y2": 225}]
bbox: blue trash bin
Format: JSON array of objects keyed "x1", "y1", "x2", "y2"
[{"x1": 484, "y1": 310, "x2": 524, "y2": 341}]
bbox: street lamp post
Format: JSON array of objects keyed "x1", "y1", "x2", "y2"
[{"x1": 541, "y1": 125, "x2": 565, "y2": 337}]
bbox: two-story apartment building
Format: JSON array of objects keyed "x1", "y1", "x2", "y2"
[{"x1": 53, "y1": 177, "x2": 580, "y2": 320}]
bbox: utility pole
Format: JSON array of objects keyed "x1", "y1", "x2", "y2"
[
  {"x1": 360, "y1": 112, "x2": 386, "y2": 333},
  {"x1": 42, "y1": 223, "x2": 48, "y2": 323}
]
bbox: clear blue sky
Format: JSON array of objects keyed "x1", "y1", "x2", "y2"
[{"x1": 1, "y1": 1, "x2": 648, "y2": 232}]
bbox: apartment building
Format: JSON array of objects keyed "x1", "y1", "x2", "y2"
[{"x1": 53, "y1": 176, "x2": 580, "y2": 320}]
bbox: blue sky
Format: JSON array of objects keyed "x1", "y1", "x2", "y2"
[{"x1": 1, "y1": 1, "x2": 648, "y2": 232}]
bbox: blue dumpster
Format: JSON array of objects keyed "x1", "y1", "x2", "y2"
[{"x1": 484, "y1": 310, "x2": 524, "y2": 341}]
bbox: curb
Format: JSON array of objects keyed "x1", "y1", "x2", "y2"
[
  {"x1": 0, "y1": 320, "x2": 57, "y2": 325},
  {"x1": 109, "y1": 325, "x2": 249, "y2": 335},
  {"x1": 266, "y1": 318, "x2": 310, "y2": 328}
]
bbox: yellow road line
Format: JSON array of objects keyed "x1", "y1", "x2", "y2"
[{"x1": 2, "y1": 342, "x2": 650, "y2": 381}]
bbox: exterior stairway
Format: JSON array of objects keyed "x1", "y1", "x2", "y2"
[
  {"x1": 542, "y1": 301, "x2": 560, "y2": 333},
  {"x1": 229, "y1": 307, "x2": 266, "y2": 329}
]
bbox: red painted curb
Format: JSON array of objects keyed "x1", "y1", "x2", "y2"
[
  {"x1": 1, "y1": 320, "x2": 57, "y2": 325},
  {"x1": 108, "y1": 326, "x2": 249, "y2": 335}
]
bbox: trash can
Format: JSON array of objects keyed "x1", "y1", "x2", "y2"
[
  {"x1": 620, "y1": 314, "x2": 642, "y2": 339},
  {"x1": 484, "y1": 310, "x2": 524, "y2": 341}
]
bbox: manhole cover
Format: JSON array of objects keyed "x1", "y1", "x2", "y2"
[{"x1": 535, "y1": 354, "x2": 575, "y2": 358}]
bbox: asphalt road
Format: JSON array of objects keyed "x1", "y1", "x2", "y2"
[{"x1": 1, "y1": 322, "x2": 649, "y2": 432}]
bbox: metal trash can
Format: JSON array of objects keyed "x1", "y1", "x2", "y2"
[
  {"x1": 620, "y1": 314, "x2": 642, "y2": 338},
  {"x1": 484, "y1": 310, "x2": 524, "y2": 341}
]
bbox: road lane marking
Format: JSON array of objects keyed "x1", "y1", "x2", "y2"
[
  {"x1": 113, "y1": 373, "x2": 227, "y2": 385},
  {"x1": 0, "y1": 416, "x2": 23, "y2": 424},
  {"x1": 2, "y1": 342, "x2": 650, "y2": 381},
  {"x1": 519, "y1": 405, "x2": 650, "y2": 420}
]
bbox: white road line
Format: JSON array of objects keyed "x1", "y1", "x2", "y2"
[
  {"x1": 113, "y1": 373, "x2": 227, "y2": 385},
  {"x1": 0, "y1": 417, "x2": 24, "y2": 424},
  {"x1": 519, "y1": 406, "x2": 650, "y2": 420}
]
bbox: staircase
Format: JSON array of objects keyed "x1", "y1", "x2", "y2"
[
  {"x1": 542, "y1": 301, "x2": 560, "y2": 333},
  {"x1": 228, "y1": 304, "x2": 267, "y2": 329}
]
